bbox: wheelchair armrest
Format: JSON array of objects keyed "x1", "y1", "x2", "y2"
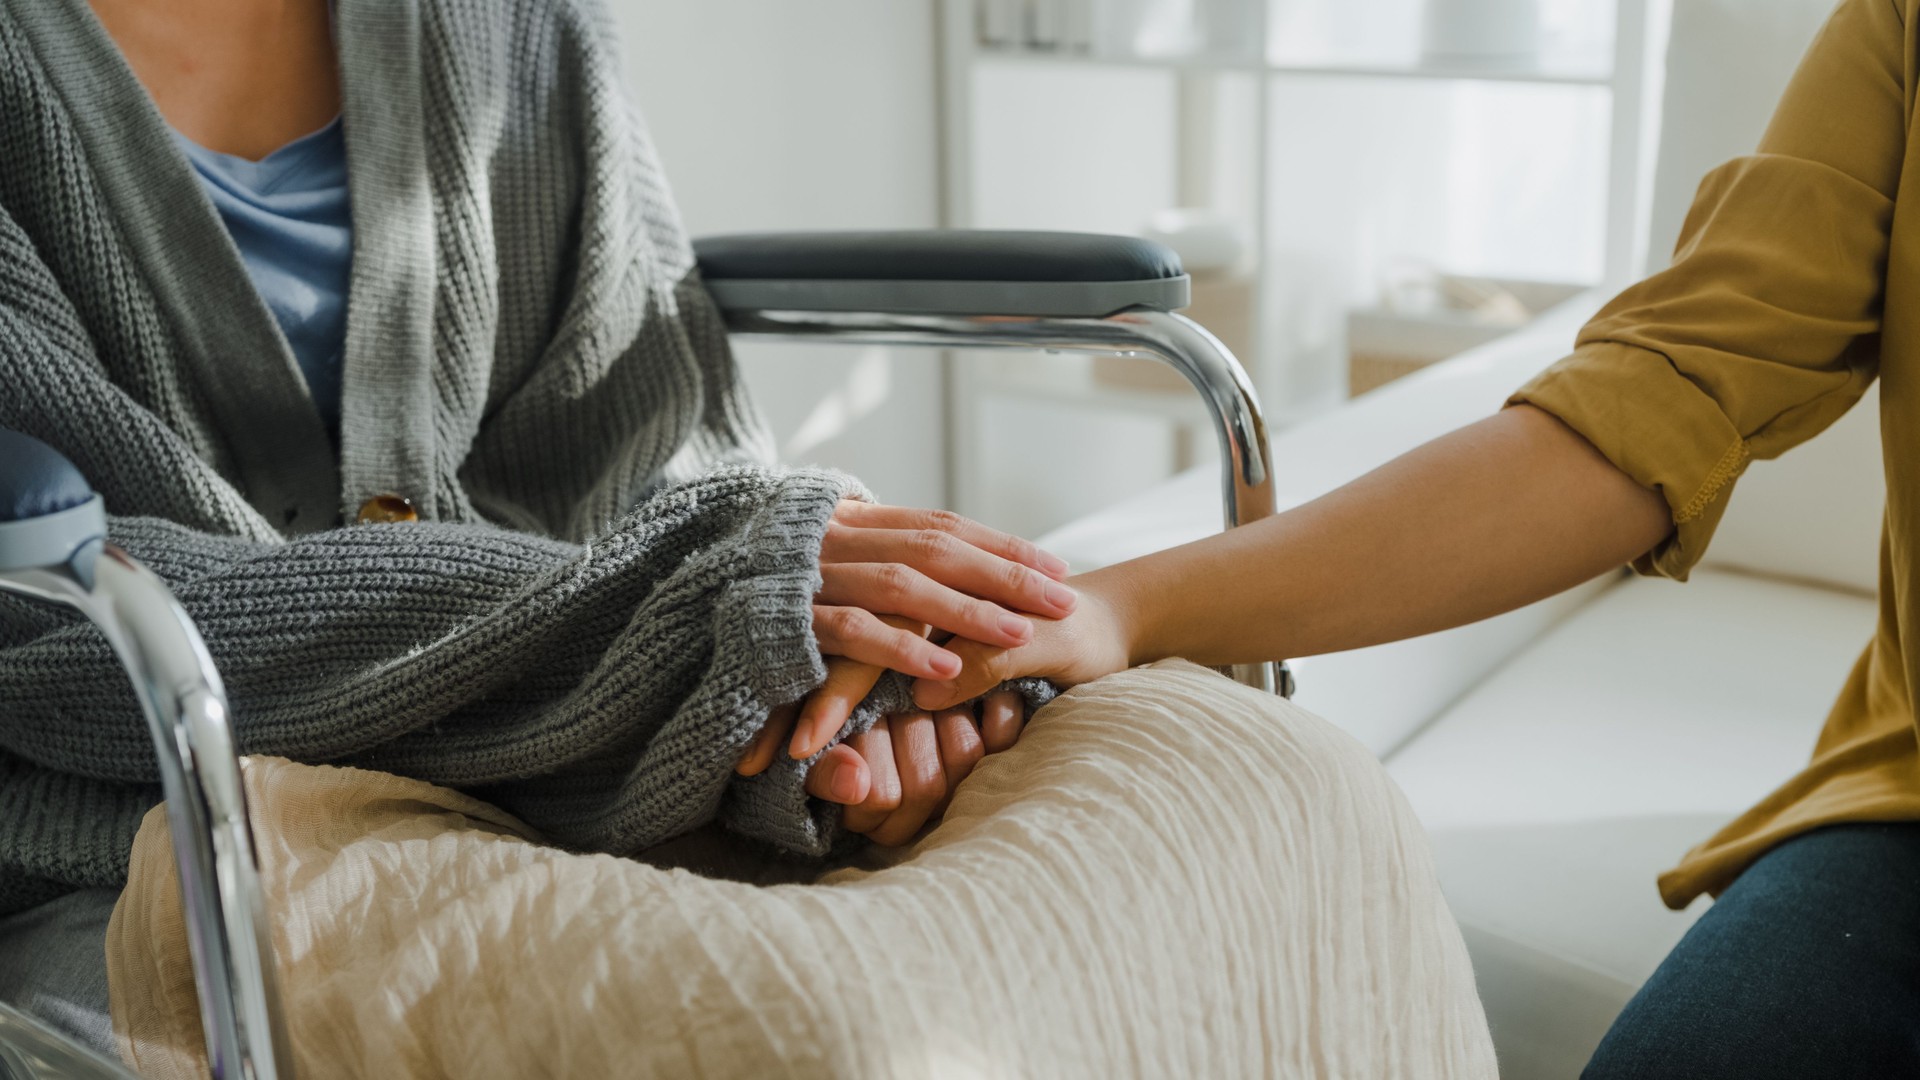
[
  {"x1": 693, "y1": 230, "x2": 1191, "y2": 318},
  {"x1": 0, "y1": 429, "x2": 106, "y2": 582},
  {"x1": 0, "y1": 429, "x2": 95, "y2": 523}
]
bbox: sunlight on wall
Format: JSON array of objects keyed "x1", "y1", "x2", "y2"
[
  {"x1": 783, "y1": 348, "x2": 895, "y2": 459},
  {"x1": 615, "y1": 1, "x2": 947, "y2": 508},
  {"x1": 1441, "y1": 84, "x2": 1611, "y2": 282}
]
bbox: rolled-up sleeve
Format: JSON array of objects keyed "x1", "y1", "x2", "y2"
[{"x1": 1510, "y1": 0, "x2": 1903, "y2": 579}]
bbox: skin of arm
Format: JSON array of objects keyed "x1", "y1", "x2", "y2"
[{"x1": 913, "y1": 404, "x2": 1675, "y2": 709}]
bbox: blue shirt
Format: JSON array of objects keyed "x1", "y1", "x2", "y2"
[{"x1": 175, "y1": 119, "x2": 353, "y2": 438}]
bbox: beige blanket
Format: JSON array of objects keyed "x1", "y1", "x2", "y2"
[{"x1": 106, "y1": 661, "x2": 1495, "y2": 1078}]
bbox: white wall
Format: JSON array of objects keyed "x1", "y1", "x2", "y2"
[
  {"x1": 610, "y1": 1, "x2": 949, "y2": 507},
  {"x1": 962, "y1": 61, "x2": 1193, "y2": 537}
]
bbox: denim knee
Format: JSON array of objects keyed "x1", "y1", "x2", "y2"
[{"x1": 1585, "y1": 824, "x2": 1920, "y2": 1080}]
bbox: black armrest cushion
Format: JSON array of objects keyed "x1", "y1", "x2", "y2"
[
  {"x1": 0, "y1": 430, "x2": 93, "y2": 524},
  {"x1": 693, "y1": 230, "x2": 1190, "y2": 318}
]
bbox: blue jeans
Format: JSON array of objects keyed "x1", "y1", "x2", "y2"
[{"x1": 1584, "y1": 823, "x2": 1920, "y2": 1079}]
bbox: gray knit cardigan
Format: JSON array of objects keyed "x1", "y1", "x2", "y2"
[{"x1": 0, "y1": 0, "x2": 987, "y2": 916}]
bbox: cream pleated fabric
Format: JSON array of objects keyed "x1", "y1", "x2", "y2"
[{"x1": 105, "y1": 661, "x2": 1494, "y2": 1078}]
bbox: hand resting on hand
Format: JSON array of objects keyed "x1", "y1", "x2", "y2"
[{"x1": 739, "y1": 500, "x2": 1066, "y2": 845}]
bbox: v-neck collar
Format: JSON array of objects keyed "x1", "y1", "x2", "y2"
[
  {"x1": 10, "y1": 0, "x2": 440, "y2": 531},
  {"x1": 172, "y1": 116, "x2": 346, "y2": 197}
]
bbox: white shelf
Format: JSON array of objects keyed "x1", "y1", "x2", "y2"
[
  {"x1": 940, "y1": 0, "x2": 1657, "y2": 525},
  {"x1": 973, "y1": 46, "x2": 1613, "y2": 87},
  {"x1": 1269, "y1": 57, "x2": 1610, "y2": 86}
]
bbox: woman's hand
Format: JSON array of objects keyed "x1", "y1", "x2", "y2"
[
  {"x1": 831, "y1": 702, "x2": 1022, "y2": 846},
  {"x1": 736, "y1": 652, "x2": 896, "y2": 799},
  {"x1": 813, "y1": 501, "x2": 1078, "y2": 681},
  {"x1": 910, "y1": 572, "x2": 1136, "y2": 712},
  {"x1": 738, "y1": 645, "x2": 1027, "y2": 844}
]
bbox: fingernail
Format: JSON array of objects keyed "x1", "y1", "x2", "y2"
[
  {"x1": 1039, "y1": 550, "x2": 1070, "y2": 577},
  {"x1": 1043, "y1": 581, "x2": 1077, "y2": 611},
  {"x1": 998, "y1": 613, "x2": 1032, "y2": 642},
  {"x1": 931, "y1": 651, "x2": 961, "y2": 678},
  {"x1": 789, "y1": 730, "x2": 813, "y2": 760},
  {"x1": 831, "y1": 764, "x2": 862, "y2": 803}
]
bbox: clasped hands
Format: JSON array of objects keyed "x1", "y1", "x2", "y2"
[{"x1": 736, "y1": 499, "x2": 1128, "y2": 846}]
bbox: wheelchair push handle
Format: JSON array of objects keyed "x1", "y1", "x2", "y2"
[{"x1": 0, "y1": 426, "x2": 292, "y2": 1080}]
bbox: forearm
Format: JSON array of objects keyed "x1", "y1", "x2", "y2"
[{"x1": 1101, "y1": 404, "x2": 1673, "y2": 668}]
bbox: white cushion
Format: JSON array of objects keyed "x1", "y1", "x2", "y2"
[
  {"x1": 1386, "y1": 569, "x2": 1878, "y2": 1079},
  {"x1": 1285, "y1": 581, "x2": 1607, "y2": 758}
]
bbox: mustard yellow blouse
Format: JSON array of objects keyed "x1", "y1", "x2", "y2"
[{"x1": 1512, "y1": 0, "x2": 1920, "y2": 908}]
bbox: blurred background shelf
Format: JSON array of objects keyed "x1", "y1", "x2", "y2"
[
  {"x1": 939, "y1": 0, "x2": 1668, "y2": 538},
  {"x1": 974, "y1": 46, "x2": 1614, "y2": 86}
]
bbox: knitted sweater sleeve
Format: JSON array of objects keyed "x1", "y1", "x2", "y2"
[
  {"x1": 0, "y1": 462, "x2": 870, "y2": 841},
  {"x1": 0, "y1": 200, "x2": 855, "y2": 902}
]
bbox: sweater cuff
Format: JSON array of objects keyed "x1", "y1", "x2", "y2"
[{"x1": 708, "y1": 467, "x2": 859, "y2": 854}]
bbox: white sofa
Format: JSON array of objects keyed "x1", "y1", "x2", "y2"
[{"x1": 1037, "y1": 2, "x2": 1868, "y2": 1075}]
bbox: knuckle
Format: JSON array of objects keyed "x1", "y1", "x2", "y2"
[
  {"x1": 922, "y1": 508, "x2": 966, "y2": 535},
  {"x1": 903, "y1": 761, "x2": 945, "y2": 805},
  {"x1": 950, "y1": 735, "x2": 984, "y2": 770},
  {"x1": 910, "y1": 528, "x2": 952, "y2": 562},
  {"x1": 822, "y1": 605, "x2": 866, "y2": 639},
  {"x1": 876, "y1": 563, "x2": 916, "y2": 601},
  {"x1": 1002, "y1": 560, "x2": 1034, "y2": 594}
]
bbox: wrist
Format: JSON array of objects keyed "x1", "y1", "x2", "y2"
[{"x1": 1077, "y1": 564, "x2": 1160, "y2": 670}]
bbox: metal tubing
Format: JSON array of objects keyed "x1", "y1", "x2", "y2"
[
  {"x1": 724, "y1": 305, "x2": 1292, "y2": 696},
  {"x1": 0, "y1": 1001, "x2": 140, "y2": 1079},
  {"x1": 0, "y1": 551, "x2": 291, "y2": 1080}
]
